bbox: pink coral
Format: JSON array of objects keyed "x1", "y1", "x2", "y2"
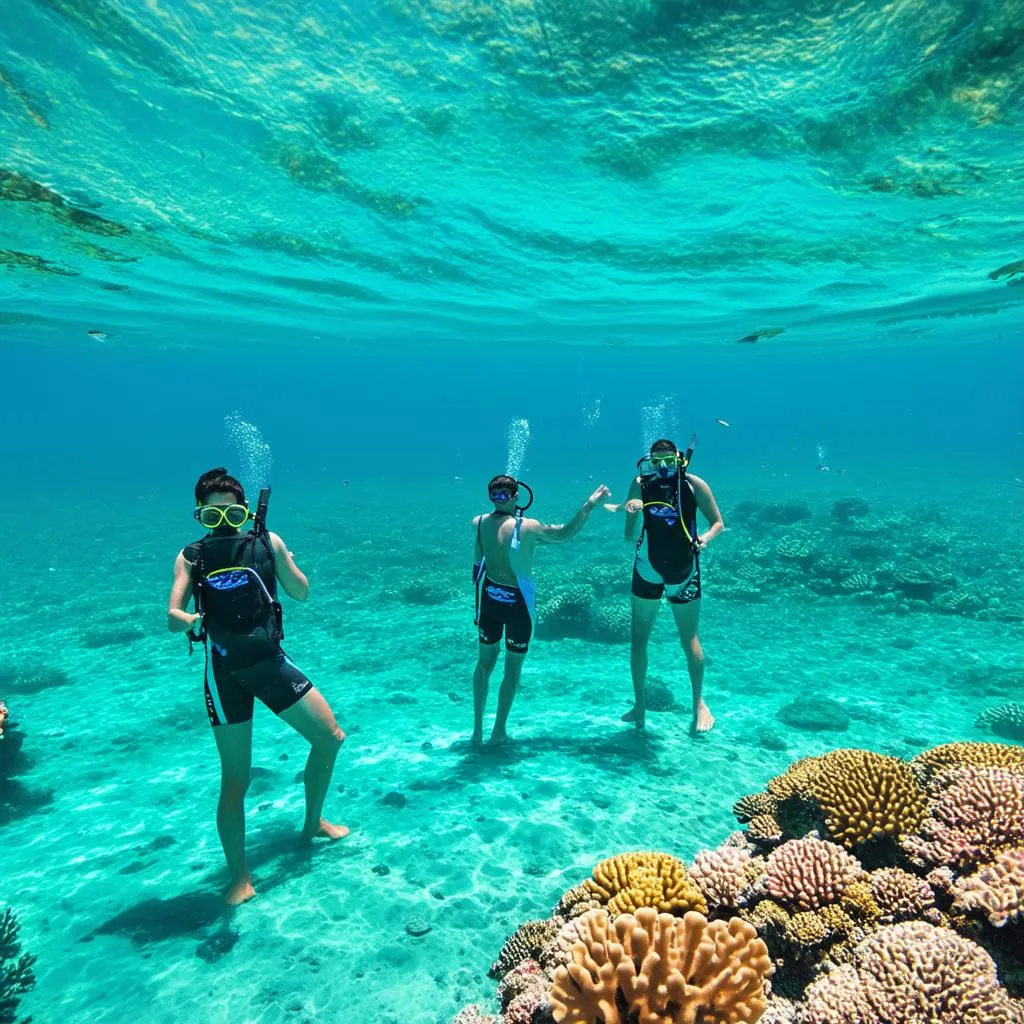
[
  {"x1": 902, "y1": 766, "x2": 1024, "y2": 869},
  {"x1": 690, "y1": 845, "x2": 753, "y2": 911},
  {"x1": 505, "y1": 986, "x2": 547, "y2": 1024},
  {"x1": 952, "y1": 846, "x2": 1024, "y2": 928},
  {"x1": 868, "y1": 868, "x2": 935, "y2": 924},
  {"x1": 764, "y1": 838, "x2": 865, "y2": 911},
  {"x1": 800, "y1": 921, "x2": 1023, "y2": 1023},
  {"x1": 498, "y1": 959, "x2": 546, "y2": 1009},
  {"x1": 451, "y1": 1007, "x2": 498, "y2": 1024}
]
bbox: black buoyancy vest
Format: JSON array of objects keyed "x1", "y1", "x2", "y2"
[
  {"x1": 639, "y1": 473, "x2": 699, "y2": 582},
  {"x1": 186, "y1": 530, "x2": 282, "y2": 664}
]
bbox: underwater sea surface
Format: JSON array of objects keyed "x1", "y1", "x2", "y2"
[{"x1": 2, "y1": 2, "x2": 1024, "y2": 1024}]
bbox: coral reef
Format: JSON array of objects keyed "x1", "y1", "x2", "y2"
[
  {"x1": 0, "y1": 700, "x2": 7, "y2": 740},
  {"x1": 764, "y1": 838, "x2": 865, "y2": 911},
  {"x1": 585, "y1": 852, "x2": 707, "y2": 917},
  {"x1": 952, "y1": 847, "x2": 1024, "y2": 928},
  {"x1": 549, "y1": 908, "x2": 771, "y2": 1024},
  {"x1": 800, "y1": 921, "x2": 1024, "y2": 1023},
  {"x1": 0, "y1": 908, "x2": 37, "y2": 1024},
  {"x1": 910, "y1": 741, "x2": 1024, "y2": 782},
  {"x1": 975, "y1": 703, "x2": 1024, "y2": 742},
  {"x1": 490, "y1": 919, "x2": 561, "y2": 979},
  {"x1": 454, "y1": 742, "x2": 1024, "y2": 1023},
  {"x1": 902, "y1": 766, "x2": 1024, "y2": 869}
]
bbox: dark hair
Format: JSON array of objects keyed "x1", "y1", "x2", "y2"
[
  {"x1": 195, "y1": 467, "x2": 246, "y2": 506},
  {"x1": 650, "y1": 438, "x2": 677, "y2": 455},
  {"x1": 488, "y1": 474, "x2": 518, "y2": 495}
]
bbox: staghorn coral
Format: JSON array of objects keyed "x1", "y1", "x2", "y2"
[
  {"x1": 0, "y1": 908, "x2": 37, "y2": 1024},
  {"x1": 952, "y1": 846, "x2": 1024, "y2": 928},
  {"x1": 490, "y1": 918, "x2": 560, "y2": 979},
  {"x1": 690, "y1": 845, "x2": 752, "y2": 912},
  {"x1": 733, "y1": 792, "x2": 779, "y2": 823},
  {"x1": 902, "y1": 766, "x2": 1024, "y2": 869},
  {"x1": 975, "y1": 703, "x2": 1024, "y2": 742},
  {"x1": 867, "y1": 867, "x2": 935, "y2": 924},
  {"x1": 799, "y1": 921, "x2": 1024, "y2": 1023},
  {"x1": 585, "y1": 852, "x2": 707, "y2": 917},
  {"x1": 550, "y1": 907, "x2": 771, "y2": 1024},
  {"x1": 553, "y1": 883, "x2": 599, "y2": 921},
  {"x1": 765, "y1": 838, "x2": 865, "y2": 911},
  {"x1": 910, "y1": 742, "x2": 1024, "y2": 784}
]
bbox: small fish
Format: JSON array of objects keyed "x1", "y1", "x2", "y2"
[
  {"x1": 342, "y1": 479, "x2": 351, "y2": 487},
  {"x1": 87, "y1": 329, "x2": 107, "y2": 340},
  {"x1": 818, "y1": 464, "x2": 830, "y2": 472},
  {"x1": 836, "y1": 468, "x2": 846, "y2": 476},
  {"x1": 737, "y1": 334, "x2": 759, "y2": 343},
  {"x1": 715, "y1": 418, "x2": 730, "y2": 427}
]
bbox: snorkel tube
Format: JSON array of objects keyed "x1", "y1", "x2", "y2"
[
  {"x1": 253, "y1": 486, "x2": 271, "y2": 538},
  {"x1": 514, "y1": 480, "x2": 534, "y2": 516}
]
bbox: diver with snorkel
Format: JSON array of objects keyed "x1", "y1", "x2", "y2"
[
  {"x1": 471, "y1": 474, "x2": 610, "y2": 746},
  {"x1": 607, "y1": 437, "x2": 724, "y2": 734},
  {"x1": 166, "y1": 468, "x2": 348, "y2": 906}
]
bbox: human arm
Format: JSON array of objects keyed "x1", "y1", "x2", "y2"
[
  {"x1": 270, "y1": 531, "x2": 309, "y2": 601},
  {"x1": 533, "y1": 484, "x2": 610, "y2": 544},
  {"x1": 688, "y1": 474, "x2": 725, "y2": 549},
  {"x1": 472, "y1": 515, "x2": 484, "y2": 577},
  {"x1": 166, "y1": 551, "x2": 201, "y2": 633},
  {"x1": 621, "y1": 477, "x2": 643, "y2": 544}
]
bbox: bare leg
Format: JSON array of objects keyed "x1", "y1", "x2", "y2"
[
  {"x1": 279, "y1": 688, "x2": 348, "y2": 841},
  {"x1": 626, "y1": 595, "x2": 660, "y2": 729},
  {"x1": 490, "y1": 650, "x2": 526, "y2": 743},
  {"x1": 472, "y1": 643, "x2": 500, "y2": 744},
  {"x1": 212, "y1": 721, "x2": 256, "y2": 905},
  {"x1": 671, "y1": 599, "x2": 714, "y2": 734}
]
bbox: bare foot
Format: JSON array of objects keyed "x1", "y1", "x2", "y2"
[
  {"x1": 301, "y1": 818, "x2": 350, "y2": 842},
  {"x1": 621, "y1": 705, "x2": 646, "y2": 729},
  {"x1": 488, "y1": 729, "x2": 511, "y2": 747},
  {"x1": 691, "y1": 701, "x2": 715, "y2": 735},
  {"x1": 470, "y1": 730, "x2": 484, "y2": 747},
  {"x1": 224, "y1": 877, "x2": 256, "y2": 906}
]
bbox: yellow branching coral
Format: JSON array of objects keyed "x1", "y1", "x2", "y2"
[
  {"x1": 807, "y1": 749, "x2": 926, "y2": 847},
  {"x1": 910, "y1": 741, "x2": 1024, "y2": 784},
  {"x1": 841, "y1": 880, "x2": 881, "y2": 922},
  {"x1": 732, "y1": 792, "x2": 778, "y2": 822},
  {"x1": 585, "y1": 852, "x2": 707, "y2": 917},
  {"x1": 550, "y1": 908, "x2": 772, "y2": 1024},
  {"x1": 747, "y1": 814, "x2": 784, "y2": 844},
  {"x1": 766, "y1": 758, "x2": 820, "y2": 800}
]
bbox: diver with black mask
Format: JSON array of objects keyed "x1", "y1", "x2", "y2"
[
  {"x1": 470, "y1": 474, "x2": 610, "y2": 746},
  {"x1": 606, "y1": 438, "x2": 725, "y2": 734}
]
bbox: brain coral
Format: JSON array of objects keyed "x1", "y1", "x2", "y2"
[
  {"x1": 585, "y1": 852, "x2": 707, "y2": 917},
  {"x1": 902, "y1": 766, "x2": 1024, "y2": 869},
  {"x1": 952, "y1": 846, "x2": 1024, "y2": 928},
  {"x1": 765, "y1": 838, "x2": 866, "y2": 911},
  {"x1": 550, "y1": 907, "x2": 771, "y2": 1024},
  {"x1": 799, "y1": 921, "x2": 1024, "y2": 1023}
]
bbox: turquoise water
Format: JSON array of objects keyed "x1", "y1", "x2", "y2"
[{"x1": 2, "y1": 2, "x2": 1024, "y2": 1023}]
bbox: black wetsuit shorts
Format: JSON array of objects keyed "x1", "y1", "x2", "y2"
[
  {"x1": 476, "y1": 577, "x2": 533, "y2": 653},
  {"x1": 631, "y1": 556, "x2": 702, "y2": 605},
  {"x1": 205, "y1": 649, "x2": 312, "y2": 727}
]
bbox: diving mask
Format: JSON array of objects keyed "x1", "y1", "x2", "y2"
[
  {"x1": 489, "y1": 488, "x2": 516, "y2": 505},
  {"x1": 195, "y1": 503, "x2": 251, "y2": 529}
]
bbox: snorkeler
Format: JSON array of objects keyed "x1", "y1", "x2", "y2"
[
  {"x1": 607, "y1": 438, "x2": 724, "y2": 734},
  {"x1": 471, "y1": 475, "x2": 610, "y2": 746},
  {"x1": 166, "y1": 468, "x2": 348, "y2": 906}
]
